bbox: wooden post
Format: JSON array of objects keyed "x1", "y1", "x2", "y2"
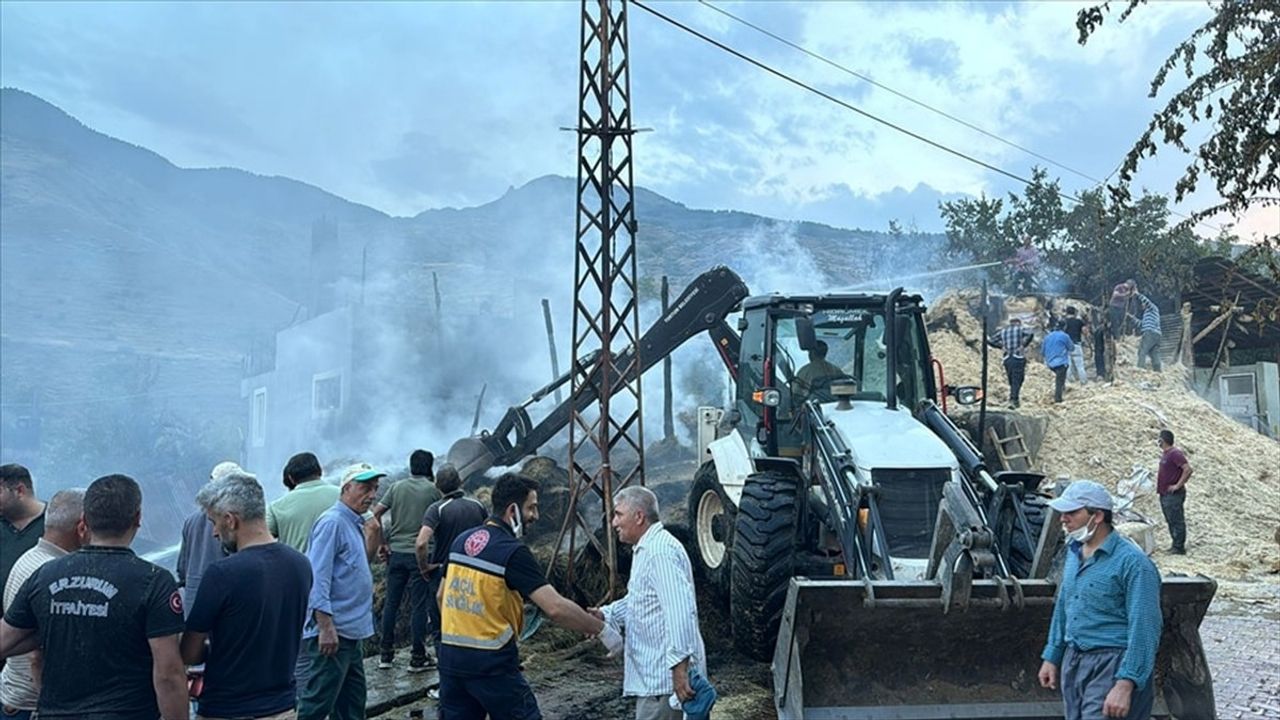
[
  {"x1": 432, "y1": 271, "x2": 443, "y2": 345},
  {"x1": 471, "y1": 383, "x2": 487, "y2": 436},
  {"x1": 542, "y1": 299, "x2": 563, "y2": 405},
  {"x1": 662, "y1": 276, "x2": 674, "y2": 442}
]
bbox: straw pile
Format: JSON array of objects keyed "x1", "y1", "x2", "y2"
[{"x1": 928, "y1": 291, "x2": 1280, "y2": 580}]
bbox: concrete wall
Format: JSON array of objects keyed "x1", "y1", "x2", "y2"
[
  {"x1": 1191, "y1": 361, "x2": 1280, "y2": 438},
  {"x1": 241, "y1": 306, "x2": 355, "y2": 487}
]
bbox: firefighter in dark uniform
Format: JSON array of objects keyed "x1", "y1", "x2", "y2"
[{"x1": 436, "y1": 473, "x2": 605, "y2": 720}]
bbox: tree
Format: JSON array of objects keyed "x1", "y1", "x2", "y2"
[
  {"x1": 1076, "y1": 1, "x2": 1279, "y2": 236},
  {"x1": 939, "y1": 167, "x2": 1066, "y2": 292},
  {"x1": 940, "y1": 168, "x2": 1211, "y2": 300}
]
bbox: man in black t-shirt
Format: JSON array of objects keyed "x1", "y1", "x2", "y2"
[
  {"x1": 415, "y1": 464, "x2": 488, "y2": 656},
  {"x1": 1062, "y1": 306, "x2": 1089, "y2": 385},
  {"x1": 0, "y1": 474, "x2": 188, "y2": 720},
  {"x1": 182, "y1": 470, "x2": 313, "y2": 720}
]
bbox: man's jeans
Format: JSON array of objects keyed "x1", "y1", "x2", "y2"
[
  {"x1": 1052, "y1": 365, "x2": 1068, "y2": 403},
  {"x1": 1137, "y1": 331, "x2": 1163, "y2": 371},
  {"x1": 1004, "y1": 356, "x2": 1026, "y2": 404},
  {"x1": 1068, "y1": 346, "x2": 1088, "y2": 384},
  {"x1": 381, "y1": 551, "x2": 429, "y2": 655},
  {"x1": 1161, "y1": 490, "x2": 1187, "y2": 552},
  {"x1": 426, "y1": 567, "x2": 444, "y2": 656},
  {"x1": 297, "y1": 637, "x2": 366, "y2": 720},
  {"x1": 1062, "y1": 646, "x2": 1155, "y2": 720}
]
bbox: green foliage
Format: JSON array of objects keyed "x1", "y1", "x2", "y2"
[
  {"x1": 1076, "y1": 0, "x2": 1279, "y2": 239},
  {"x1": 939, "y1": 167, "x2": 1214, "y2": 300}
]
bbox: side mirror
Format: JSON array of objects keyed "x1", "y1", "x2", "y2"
[
  {"x1": 797, "y1": 317, "x2": 817, "y2": 352},
  {"x1": 949, "y1": 385, "x2": 983, "y2": 406}
]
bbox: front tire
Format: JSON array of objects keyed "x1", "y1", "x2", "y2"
[
  {"x1": 689, "y1": 462, "x2": 734, "y2": 605},
  {"x1": 729, "y1": 470, "x2": 800, "y2": 661}
]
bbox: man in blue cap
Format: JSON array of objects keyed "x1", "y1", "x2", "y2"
[{"x1": 1037, "y1": 480, "x2": 1162, "y2": 720}]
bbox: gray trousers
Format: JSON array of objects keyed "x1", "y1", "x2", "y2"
[
  {"x1": 1137, "y1": 331, "x2": 1162, "y2": 371},
  {"x1": 634, "y1": 696, "x2": 682, "y2": 720},
  {"x1": 1062, "y1": 646, "x2": 1154, "y2": 720},
  {"x1": 1161, "y1": 491, "x2": 1187, "y2": 551}
]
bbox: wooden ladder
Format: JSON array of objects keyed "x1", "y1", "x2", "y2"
[{"x1": 987, "y1": 420, "x2": 1034, "y2": 471}]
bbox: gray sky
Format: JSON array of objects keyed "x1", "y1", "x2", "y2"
[{"x1": 4, "y1": 1, "x2": 1258, "y2": 234}]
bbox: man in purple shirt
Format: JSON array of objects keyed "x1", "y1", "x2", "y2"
[{"x1": 1156, "y1": 430, "x2": 1192, "y2": 555}]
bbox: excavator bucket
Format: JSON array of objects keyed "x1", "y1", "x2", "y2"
[
  {"x1": 772, "y1": 575, "x2": 1217, "y2": 719},
  {"x1": 447, "y1": 436, "x2": 498, "y2": 483}
]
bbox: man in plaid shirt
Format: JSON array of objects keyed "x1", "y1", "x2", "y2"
[{"x1": 987, "y1": 317, "x2": 1034, "y2": 408}]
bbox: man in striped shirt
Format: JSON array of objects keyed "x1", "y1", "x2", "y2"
[
  {"x1": 1133, "y1": 290, "x2": 1163, "y2": 372},
  {"x1": 0, "y1": 489, "x2": 84, "y2": 720},
  {"x1": 595, "y1": 486, "x2": 707, "y2": 720},
  {"x1": 987, "y1": 317, "x2": 1035, "y2": 409}
]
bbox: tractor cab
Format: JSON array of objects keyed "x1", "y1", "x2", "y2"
[{"x1": 733, "y1": 291, "x2": 936, "y2": 457}]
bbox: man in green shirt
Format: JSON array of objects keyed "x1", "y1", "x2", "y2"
[
  {"x1": 372, "y1": 450, "x2": 442, "y2": 672},
  {"x1": 267, "y1": 453, "x2": 339, "y2": 553}
]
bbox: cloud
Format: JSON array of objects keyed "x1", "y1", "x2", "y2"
[{"x1": 1, "y1": 1, "x2": 1217, "y2": 228}]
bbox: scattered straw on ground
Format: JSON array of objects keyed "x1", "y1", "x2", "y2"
[{"x1": 929, "y1": 291, "x2": 1280, "y2": 581}]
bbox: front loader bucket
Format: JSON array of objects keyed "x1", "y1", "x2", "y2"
[{"x1": 772, "y1": 575, "x2": 1217, "y2": 720}]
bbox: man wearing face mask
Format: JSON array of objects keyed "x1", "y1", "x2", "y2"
[
  {"x1": 1038, "y1": 480, "x2": 1162, "y2": 720},
  {"x1": 436, "y1": 473, "x2": 606, "y2": 720},
  {"x1": 182, "y1": 470, "x2": 312, "y2": 720}
]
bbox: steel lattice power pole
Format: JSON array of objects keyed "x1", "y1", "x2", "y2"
[{"x1": 552, "y1": 0, "x2": 644, "y2": 601}]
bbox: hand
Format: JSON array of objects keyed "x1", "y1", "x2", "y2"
[
  {"x1": 377, "y1": 545, "x2": 390, "y2": 563},
  {"x1": 1037, "y1": 661, "x2": 1058, "y2": 690},
  {"x1": 672, "y1": 662, "x2": 695, "y2": 703},
  {"x1": 1103, "y1": 680, "x2": 1133, "y2": 718},
  {"x1": 318, "y1": 624, "x2": 339, "y2": 657},
  {"x1": 586, "y1": 606, "x2": 605, "y2": 622}
]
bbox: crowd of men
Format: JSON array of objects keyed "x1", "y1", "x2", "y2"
[
  {"x1": 0, "y1": 452, "x2": 714, "y2": 720},
  {"x1": 988, "y1": 277, "x2": 1169, "y2": 409}
]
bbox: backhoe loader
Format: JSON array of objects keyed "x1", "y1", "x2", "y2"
[{"x1": 449, "y1": 266, "x2": 1218, "y2": 719}]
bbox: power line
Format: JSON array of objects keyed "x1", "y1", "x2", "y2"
[
  {"x1": 631, "y1": 0, "x2": 1090, "y2": 207},
  {"x1": 696, "y1": 0, "x2": 1102, "y2": 185},
  {"x1": 635, "y1": 0, "x2": 1227, "y2": 235}
]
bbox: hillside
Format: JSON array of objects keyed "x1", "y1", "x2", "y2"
[{"x1": 0, "y1": 88, "x2": 946, "y2": 550}]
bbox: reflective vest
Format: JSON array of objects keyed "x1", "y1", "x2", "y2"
[{"x1": 439, "y1": 519, "x2": 525, "y2": 675}]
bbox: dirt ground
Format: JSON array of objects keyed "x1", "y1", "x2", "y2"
[{"x1": 516, "y1": 460, "x2": 776, "y2": 720}]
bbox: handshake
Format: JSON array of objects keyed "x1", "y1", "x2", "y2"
[{"x1": 588, "y1": 607, "x2": 625, "y2": 658}]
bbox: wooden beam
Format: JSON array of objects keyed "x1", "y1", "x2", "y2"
[{"x1": 1191, "y1": 299, "x2": 1238, "y2": 344}]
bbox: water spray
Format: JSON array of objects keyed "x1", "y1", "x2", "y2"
[{"x1": 839, "y1": 260, "x2": 1003, "y2": 291}]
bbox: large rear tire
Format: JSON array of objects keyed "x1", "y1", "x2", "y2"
[
  {"x1": 1007, "y1": 492, "x2": 1055, "y2": 578},
  {"x1": 689, "y1": 462, "x2": 734, "y2": 606},
  {"x1": 730, "y1": 470, "x2": 800, "y2": 661}
]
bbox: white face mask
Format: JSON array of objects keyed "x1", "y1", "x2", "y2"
[
  {"x1": 1066, "y1": 515, "x2": 1098, "y2": 544},
  {"x1": 509, "y1": 503, "x2": 523, "y2": 539}
]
